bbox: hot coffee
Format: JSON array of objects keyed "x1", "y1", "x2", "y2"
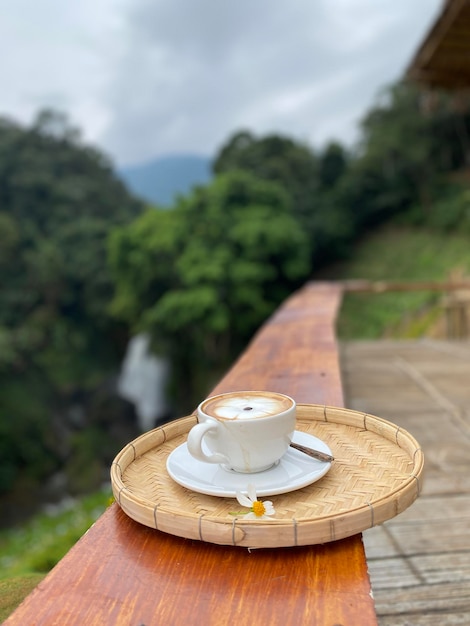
[
  {"x1": 187, "y1": 391, "x2": 296, "y2": 473},
  {"x1": 201, "y1": 391, "x2": 294, "y2": 421}
]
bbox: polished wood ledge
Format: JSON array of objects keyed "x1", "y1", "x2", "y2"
[{"x1": 5, "y1": 281, "x2": 377, "y2": 626}]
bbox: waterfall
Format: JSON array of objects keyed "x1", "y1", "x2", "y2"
[{"x1": 117, "y1": 334, "x2": 169, "y2": 431}]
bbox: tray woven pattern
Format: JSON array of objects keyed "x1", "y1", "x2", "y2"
[{"x1": 111, "y1": 404, "x2": 424, "y2": 548}]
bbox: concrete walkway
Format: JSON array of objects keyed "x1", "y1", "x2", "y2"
[{"x1": 340, "y1": 339, "x2": 470, "y2": 626}]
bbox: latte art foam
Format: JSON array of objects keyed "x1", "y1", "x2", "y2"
[{"x1": 201, "y1": 392, "x2": 293, "y2": 420}]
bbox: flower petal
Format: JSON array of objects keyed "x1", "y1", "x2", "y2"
[
  {"x1": 263, "y1": 501, "x2": 275, "y2": 516},
  {"x1": 236, "y1": 491, "x2": 253, "y2": 508},
  {"x1": 245, "y1": 513, "x2": 274, "y2": 521},
  {"x1": 247, "y1": 484, "x2": 257, "y2": 502},
  {"x1": 243, "y1": 512, "x2": 257, "y2": 520}
]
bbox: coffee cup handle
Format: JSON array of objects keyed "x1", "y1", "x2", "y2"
[{"x1": 187, "y1": 421, "x2": 230, "y2": 465}]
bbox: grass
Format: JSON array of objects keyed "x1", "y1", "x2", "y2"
[
  {"x1": 330, "y1": 226, "x2": 470, "y2": 339},
  {"x1": 0, "y1": 488, "x2": 113, "y2": 620},
  {"x1": 0, "y1": 574, "x2": 46, "y2": 623},
  {"x1": 0, "y1": 488, "x2": 112, "y2": 578}
]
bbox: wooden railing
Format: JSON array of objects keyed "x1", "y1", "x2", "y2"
[
  {"x1": 342, "y1": 278, "x2": 470, "y2": 294},
  {"x1": 5, "y1": 281, "x2": 378, "y2": 625},
  {"x1": 343, "y1": 278, "x2": 470, "y2": 339}
]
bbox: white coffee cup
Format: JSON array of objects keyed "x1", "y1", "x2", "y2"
[{"x1": 187, "y1": 391, "x2": 296, "y2": 473}]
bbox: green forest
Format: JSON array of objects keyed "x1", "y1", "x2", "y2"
[{"x1": 1, "y1": 82, "x2": 470, "y2": 528}]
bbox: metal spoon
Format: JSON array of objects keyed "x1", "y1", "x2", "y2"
[{"x1": 290, "y1": 441, "x2": 334, "y2": 463}]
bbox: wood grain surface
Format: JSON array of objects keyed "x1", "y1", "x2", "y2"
[
  {"x1": 342, "y1": 339, "x2": 470, "y2": 624},
  {"x1": 5, "y1": 282, "x2": 377, "y2": 625}
]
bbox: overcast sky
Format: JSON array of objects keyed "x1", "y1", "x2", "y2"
[{"x1": 0, "y1": 0, "x2": 442, "y2": 168}]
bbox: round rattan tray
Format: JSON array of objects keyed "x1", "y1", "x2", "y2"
[{"x1": 111, "y1": 404, "x2": 424, "y2": 549}]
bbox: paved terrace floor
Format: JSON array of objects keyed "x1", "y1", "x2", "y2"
[{"x1": 340, "y1": 339, "x2": 470, "y2": 626}]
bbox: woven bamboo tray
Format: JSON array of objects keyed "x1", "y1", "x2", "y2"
[{"x1": 111, "y1": 404, "x2": 424, "y2": 549}]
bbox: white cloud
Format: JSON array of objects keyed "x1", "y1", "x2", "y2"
[{"x1": 0, "y1": 0, "x2": 442, "y2": 167}]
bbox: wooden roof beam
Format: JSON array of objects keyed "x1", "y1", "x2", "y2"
[{"x1": 406, "y1": 0, "x2": 470, "y2": 88}]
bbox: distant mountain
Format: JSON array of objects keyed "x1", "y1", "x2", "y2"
[{"x1": 119, "y1": 154, "x2": 212, "y2": 207}]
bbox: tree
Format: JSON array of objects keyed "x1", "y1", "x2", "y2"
[
  {"x1": 213, "y1": 131, "x2": 321, "y2": 237},
  {"x1": 109, "y1": 171, "x2": 311, "y2": 410},
  {"x1": 0, "y1": 110, "x2": 142, "y2": 374},
  {"x1": 0, "y1": 110, "x2": 143, "y2": 504},
  {"x1": 318, "y1": 142, "x2": 349, "y2": 189}
]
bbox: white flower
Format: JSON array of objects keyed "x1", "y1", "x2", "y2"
[{"x1": 235, "y1": 484, "x2": 276, "y2": 520}]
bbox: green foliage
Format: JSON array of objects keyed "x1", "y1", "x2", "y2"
[
  {"x1": 109, "y1": 171, "x2": 311, "y2": 409},
  {"x1": 0, "y1": 373, "x2": 58, "y2": 494},
  {"x1": 334, "y1": 84, "x2": 470, "y2": 234},
  {"x1": 0, "y1": 110, "x2": 142, "y2": 500},
  {"x1": 335, "y1": 226, "x2": 470, "y2": 338},
  {"x1": 0, "y1": 110, "x2": 142, "y2": 375},
  {"x1": 0, "y1": 488, "x2": 112, "y2": 620},
  {"x1": 0, "y1": 573, "x2": 46, "y2": 622},
  {"x1": 402, "y1": 182, "x2": 470, "y2": 233},
  {"x1": 318, "y1": 141, "x2": 349, "y2": 189},
  {"x1": 0, "y1": 489, "x2": 112, "y2": 578},
  {"x1": 214, "y1": 131, "x2": 320, "y2": 232},
  {"x1": 213, "y1": 131, "x2": 357, "y2": 265},
  {"x1": 211, "y1": 87, "x2": 470, "y2": 271}
]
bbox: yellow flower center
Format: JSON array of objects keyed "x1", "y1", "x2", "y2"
[{"x1": 252, "y1": 500, "x2": 266, "y2": 517}]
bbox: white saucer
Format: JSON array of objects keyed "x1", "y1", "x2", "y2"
[{"x1": 166, "y1": 431, "x2": 332, "y2": 498}]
